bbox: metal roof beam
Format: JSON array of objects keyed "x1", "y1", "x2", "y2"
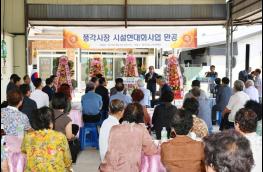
[{"x1": 26, "y1": 0, "x2": 226, "y2": 5}]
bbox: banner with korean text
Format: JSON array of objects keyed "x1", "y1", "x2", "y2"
[{"x1": 63, "y1": 27, "x2": 197, "y2": 49}]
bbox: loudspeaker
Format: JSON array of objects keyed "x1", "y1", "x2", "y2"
[
  {"x1": 245, "y1": 44, "x2": 250, "y2": 70},
  {"x1": 232, "y1": 57, "x2": 236, "y2": 68}
]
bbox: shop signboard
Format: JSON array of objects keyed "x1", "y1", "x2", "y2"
[
  {"x1": 39, "y1": 57, "x2": 51, "y2": 80},
  {"x1": 63, "y1": 27, "x2": 197, "y2": 49}
]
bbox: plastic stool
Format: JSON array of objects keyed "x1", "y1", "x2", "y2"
[{"x1": 79, "y1": 123, "x2": 99, "y2": 150}]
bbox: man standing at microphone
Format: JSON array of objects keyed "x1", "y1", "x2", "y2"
[{"x1": 145, "y1": 66, "x2": 159, "y2": 101}]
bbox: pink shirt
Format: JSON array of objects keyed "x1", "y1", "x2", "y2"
[{"x1": 99, "y1": 123, "x2": 158, "y2": 172}]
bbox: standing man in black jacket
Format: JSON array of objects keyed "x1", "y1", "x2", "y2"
[
  {"x1": 145, "y1": 66, "x2": 158, "y2": 101},
  {"x1": 42, "y1": 78, "x2": 55, "y2": 101},
  {"x1": 19, "y1": 84, "x2": 37, "y2": 125},
  {"x1": 6, "y1": 74, "x2": 21, "y2": 94},
  {"x1": 212, "y1": 77, "x2": 232, "y2": 125},
  {"x1": 95, "y1": 77, "x2": 110, "y2": 122}
]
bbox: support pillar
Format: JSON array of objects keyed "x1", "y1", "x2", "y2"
[{"x1": 226, "y1": 0, "x2": 233, "y2": 87}]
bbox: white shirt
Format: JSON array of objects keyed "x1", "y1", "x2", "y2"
[
  {"x1": 139, "y1": 87, "x2": 151, "y2": 106},
  {"x1": 227, "y1": 91, "x2": 250, "y2": 122},
  {"x1": 244, "y1": 86, "x2": 259, "y2": 102},
  {"x1": 30, "y1": 89, "x2": 49, "y2": 108},
  {"x1": 245, "y1": 132, "x2": 262, "y2": 172},
  {"x1": 110, "y1": 92, "x2": 132, "y2": 106},
  {"x1": 99, "y1": 115, "x2": 119, "y2": 161},
  {"x1": 255, "y1": 75, "x2": 262, "y2": 97}
]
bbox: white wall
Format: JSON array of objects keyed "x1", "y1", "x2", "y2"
[
  {"x1": 209, "y1": 32, "x2": 262, "y2": 85},
  {"x1": 1, "y1": 0, "x2": 25, "y2": 33},
  {"x1": 210, "y1": 55, "x2": 226, "y2": 79},
  {"x1": 14, "y1": 35, "x2": 26, "y2": 75},
  {"x1": 1, "y1": 34, "x2": 14, "y2": 101},
  {"x1": 232, "y1": 33, "x2": 262, "y2": 83}
]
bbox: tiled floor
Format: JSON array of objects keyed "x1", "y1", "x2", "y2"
[{"x1": 73, "y1": 148, "x2": 100, "y2": 172}]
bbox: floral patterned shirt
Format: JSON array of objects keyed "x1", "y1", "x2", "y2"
[
  {"x1": 21, "y1": 129, "x2": 72, "y2": 172},
  {"x1": 1, "y1": 106, "x2": 31, "y2": 136},
  {"x1": 191, "y1": 115, "x2": 208, "y2": 138}
]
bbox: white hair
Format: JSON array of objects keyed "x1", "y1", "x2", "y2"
[
  {"x1": 137, "y1": 79, "x2": 145, "y2": 87},
  {"x1": 246, "y1": 80, "x2": 254, "y2": 87}
]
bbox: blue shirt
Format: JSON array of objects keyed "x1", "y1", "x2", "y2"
[
  {"x1": 216, "y1": 85, "x2": 233, "y2": 111},
  {"x1": 109, "y1": 92, "x2": 132, "y2": 106},
  {"x1": 81, "y1": 91, "x2": 103, "y2": 115},
  {"x1": 197, "y1": 97, "x2": 213, "y2": 133}
]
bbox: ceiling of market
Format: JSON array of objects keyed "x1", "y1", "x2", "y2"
[{"x1": 26, "y1": 0, "x2": 261, "y2": 27}]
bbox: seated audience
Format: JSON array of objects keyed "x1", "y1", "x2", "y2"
[
  {"x1": 95, "y1": 77, "x2": 110, "y2": 120},
  {"x1": 30, "y1": 78, "x2": 49, "y2": 108},
  {"x1": 244, "y1": 79, "x2": 259, "y2": 102},
  {"x1": 21, "y1": 107, "x2": 72, "y2": 171},
  {"x1": 221, "y1": 80, "x2": 250, "y2": 130},
  {"x1": 109, "y1": 83, "x2": 132, "y2": 106},
  {"x1": 131, "y1": 89, "x2": 150, "y2": 125},
  {"x1": 99, "y1": 103, "x2": 158, "y2": 172},
  {"x1": 52, "y1": 93, "x2": 75, "y2": 140},
  {"x1": 52, "y1": 93, "x2": 79, "y2": 163},
  {"x1": 161, "y1": 109, "x2": 205, "y2": 172},
  {"x1": 244, "y1": 100, "x2": 262, "y2": 136},
  {"x1": 82, "y1": 82, "x2": 103, "y2": 123},
  {"x1": 6, "y1": 74, "x2": 21, "y2": 93},
  {"x1": 99, "y1": 99, "x2": 125, "y2": 161},
  {"x1": 42, "y1": 77, "x2": 55, "y2": 101},
  {"x1": 110, "y1": 78, "x2": 127, "y2": 96},
  {"x1": 1, "y1": 89, "x2": 32, "y2": 136},
  {"x1": 152, "y1": 91, "x2": 177, "y2": 140},
  {"x1": 57, "y1": 83, "x2": 72, "y2": 113},
  {"x1": 203, "y1": 129, "x2": 254, "y2": 172},
  {"x1": 137, "y1": 79, "x2": 151, "y2": 107},
  {"x1": 235, "y1": 108, "x2": 262, "y2": 172},
  {"x1": 192, "y1": 87, "x2": 213, "y2": 133},
  {"x1": 184, "y1": 80, "x2": 208, "y2": 99},
  {"x1": 19, "y1": 84, "x2": 37, "y2": 124},
  {"x1": 1, "y1": 89, "x2": 32, "y2": 171},
  {"x1": 183, "y1": 97, "x2": 208, "y2": 138},
  {"x1": 212, "y1": 77, "x2": 232, "y2": 125}
]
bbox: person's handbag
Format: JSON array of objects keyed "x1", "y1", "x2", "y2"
[
  {"x1": 68, "y1": 138, "x2": 81, "y2": 163},
  {"x1": 219, "y1": 112, "x2": 233, "y2": 131}
]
